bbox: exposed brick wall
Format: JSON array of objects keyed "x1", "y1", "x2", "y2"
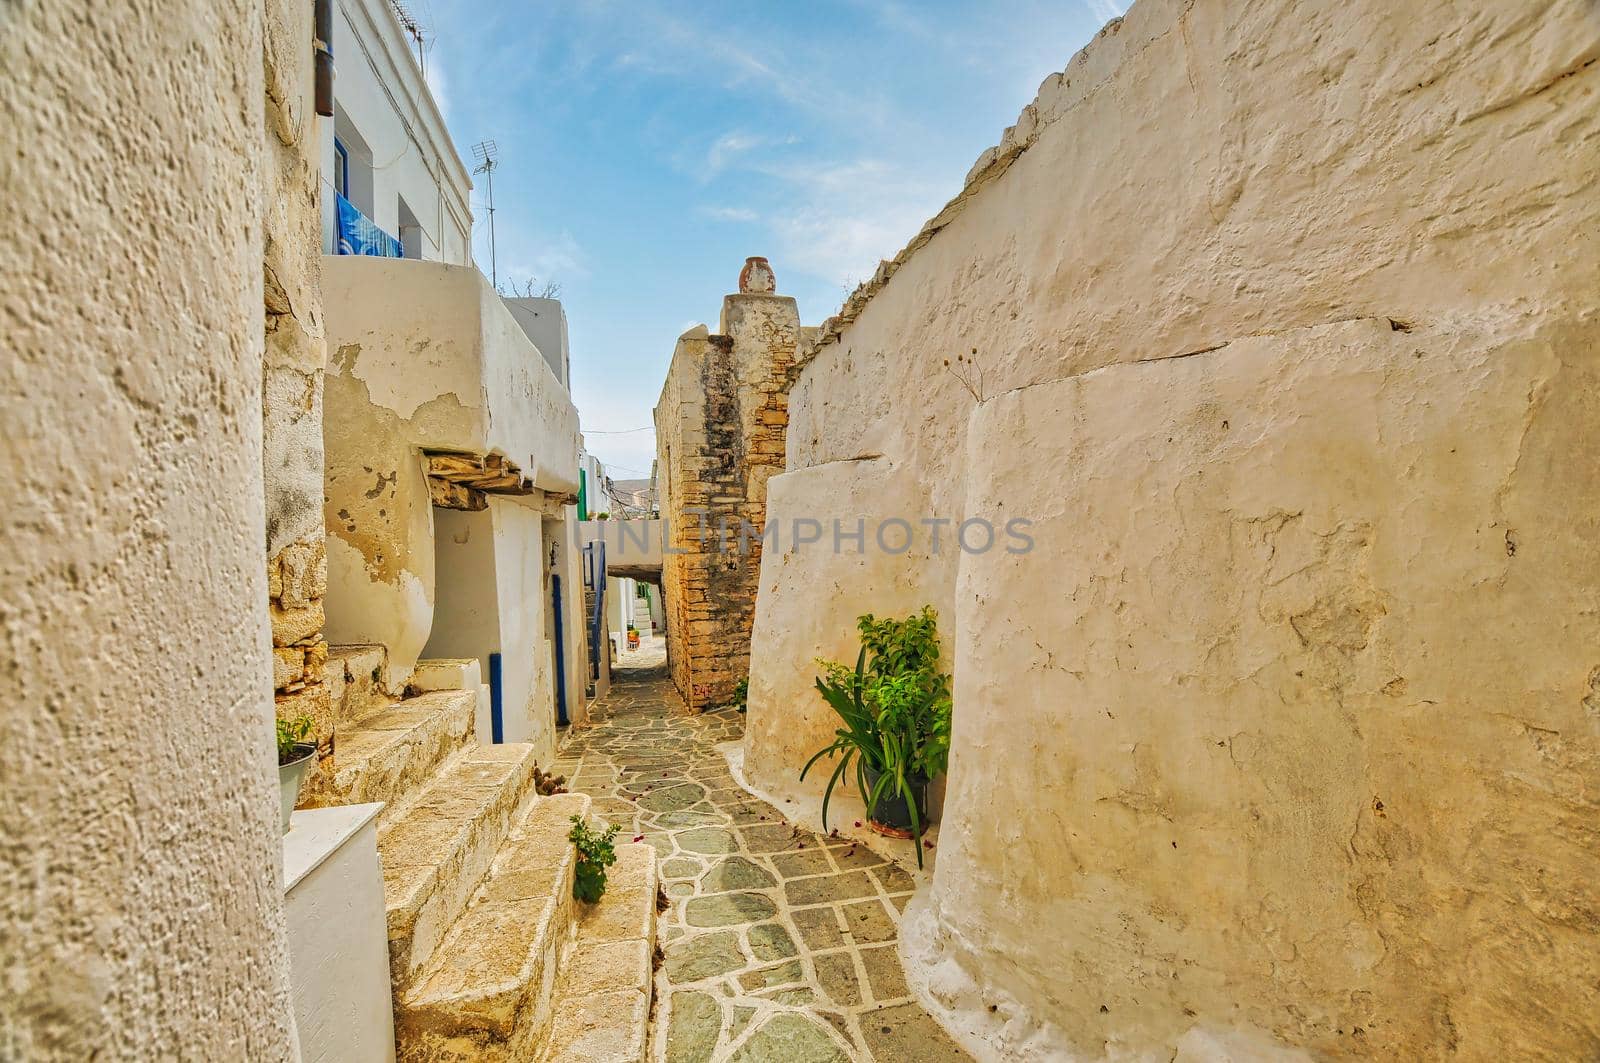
[{"x1": 655, "y1": 280, "x2": 799, "y2": 709}]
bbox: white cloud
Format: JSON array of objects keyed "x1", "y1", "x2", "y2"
[
  {"x1": 504, "y1": 230, "x2": 590, "y2": 285},
  {"x1": 749, "y1": 158, "x2": 947, "y2": 289},
  {"x1": 423, "y1": 49, "x2": 450, "y2": 119},
  {"x1": 1083, "y1": 0, "x2": 1126, "y2": 24},
  {"x1": 699, "y1": 205, "x2": 760, "y2": 223},
  {"x1": 707, "y1": 132, "x2": 764, "y2": 174}
]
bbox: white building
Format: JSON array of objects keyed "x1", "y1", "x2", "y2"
[
  {"x1": 317, "y1": 0, "x2": 591, "y2": 741},
  {"x1": 318, "y1": 0, "x2": 472, "y2": 264}
]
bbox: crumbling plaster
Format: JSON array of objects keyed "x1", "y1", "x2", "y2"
[
  {"x1": 744, "y1": 0, "x2": 1600, "y2": 1058},
  {"x1": 1, "y1": 0, "x2": 297, "y2": 1057},
  {"x1": 322, "y1": 257, "x2": 580, "y2": 688}
]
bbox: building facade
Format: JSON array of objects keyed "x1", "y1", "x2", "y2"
[{"x1": 318, "y1": 0, "x2": 472, "y2": 264}]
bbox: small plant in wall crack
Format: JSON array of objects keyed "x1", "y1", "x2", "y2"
[
  {"x1": 944, "y1": 347, "x2": 986, "y2": 402},
  {"x1": 568, "y1": 815, "x2": 620, "y2": 902}
]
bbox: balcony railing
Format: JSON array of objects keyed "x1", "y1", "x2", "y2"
[{"x1": 335, "y1": 191, "x2": 403, "y2": 258}]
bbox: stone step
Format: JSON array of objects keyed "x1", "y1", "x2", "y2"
[
  {"x1": 327, "y1": 644, "x2": 390, "y2": 724},
  {"x1": 394, "y1": 792, "x2": 592, "y2": 1063},
  {"x1": 409, "y1": 657, "x2": 480, "y2": 693},
  {"x1": 380, "y1": 742, "x2": 542, "y2": 987},
  {"x1": 299, "y1": 688, "x2": 476, "y2": 825},
  {"x1": 539, "y1": 842, "x2": 660, "y2": 1063},
  {"x1": 411, "y1": 657, "x2": 492, "y2": 743}
]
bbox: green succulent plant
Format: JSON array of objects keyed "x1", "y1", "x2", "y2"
[{"x1": 800, "y1": 607, "x2": 952, "y2": 867}]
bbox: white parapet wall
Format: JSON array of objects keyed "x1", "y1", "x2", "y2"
[{"x1": 285, "y1": 804, "x2": 394, "y2": 1062}]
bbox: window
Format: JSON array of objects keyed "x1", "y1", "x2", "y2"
[{"x1": 334, "y1": 138, "x2": 350, "y2": 198}]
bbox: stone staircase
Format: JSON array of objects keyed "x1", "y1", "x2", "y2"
[{"x1": 302, "y1": 645, "x2": 658, "y2": 1062}]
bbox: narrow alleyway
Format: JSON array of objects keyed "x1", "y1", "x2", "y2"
[{"x1": 556, "y1": 636, "x2": 972, "y2": 1062}]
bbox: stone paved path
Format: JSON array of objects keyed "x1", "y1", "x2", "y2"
[{"x1": 556, "y1": 643, "x2": 972, "y2": 1062}]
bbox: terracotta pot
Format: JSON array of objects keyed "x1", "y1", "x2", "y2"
[{"x1": 738, "y1": 256, "x2": 776, "y2": 294}]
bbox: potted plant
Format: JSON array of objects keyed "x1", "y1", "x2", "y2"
[
  {"x1": 277, "y1": 715, "x2": 316, "y2": 835},
  {"x1": 626, "y1": 624, "x2": 640, "y2": 649},
  {"x1": 800, "y1": 607, "x2": 953, "y2": 866}
]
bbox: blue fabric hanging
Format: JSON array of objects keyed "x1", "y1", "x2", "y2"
[{"x1": 335, "y1": 191, "x2": 403, "y2": 258}]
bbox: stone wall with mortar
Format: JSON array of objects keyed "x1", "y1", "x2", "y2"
[
  {"x1": 655, "y1": 275, "x2": 799, "y2": 709},
  {"x1": 262, "y1": 0, "x2": 333, "y2": 783},
  {"x1": 1, "y1": 0, "x2": 297, "y2": 1056},
  {"x1": 744, "y1": 0, "x2": 1600, "y2": 1058}
]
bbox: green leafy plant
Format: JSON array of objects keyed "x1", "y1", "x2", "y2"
[
  {"x1": 276, "y1": 715, "x2": 314, "y2": 766},
  {"x1": 731, "y1": 677, "x2": 749, "y2": 713},
  {"x1": 568, "y1": 815, "x2": 621, "y2": 902},
  {"x1": 800, "y1": 607, "x2": 953, "y2": 866}
]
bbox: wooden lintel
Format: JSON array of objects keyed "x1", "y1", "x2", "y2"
[
  {"x1": 428, "y1": 477, "x2": 487, "y2": 511},
  {"x1": 426, "y1": 453, "x2": 487, "y2": 481}
]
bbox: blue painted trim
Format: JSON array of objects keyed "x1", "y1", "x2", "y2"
[
  {"x1": 552, "y1": 575, "x2": 568, "y2": 726},
  {"x1": 488, "y1": 652, "x2": 504, "y2": 744}
]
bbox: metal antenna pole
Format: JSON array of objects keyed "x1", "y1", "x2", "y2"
[
  {"x1": 471, "y1": 140, "x2": 500, "y2": 289},
  {"x1": 486, "y1": 162, "x2": 496, "y2": 288}
]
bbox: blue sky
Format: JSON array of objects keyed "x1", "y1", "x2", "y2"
[{"x1": 413, "y1": 0, "x2": 1124, "y2": 480}]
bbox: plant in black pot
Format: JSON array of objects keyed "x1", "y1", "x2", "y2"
[
  {"x1": 276, "y1": 714, "x2": 316, "y2": 835},
  {"x1": 800, "y1": 607, "x2": 953, "y2": 866}
]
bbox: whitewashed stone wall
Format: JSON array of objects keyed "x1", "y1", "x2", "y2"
[
  {"x1": 1, "y1": 0, "x2": 297, "y2": 1056},
  {"x1": 745, "y1": 0, "x2": 1600, "y2": 1058}
]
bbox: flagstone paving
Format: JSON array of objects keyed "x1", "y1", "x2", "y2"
[{"x1": 555, "y1": 641, "x2": 972, "y2": 1062}]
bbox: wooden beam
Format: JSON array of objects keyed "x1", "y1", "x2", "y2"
[
  {"x1": 426, "y1": 453, "x2": 487, "y2": 481},
  {"x1": 463, "y1": 472, "x2": 524, "y2": 491},
  {"x1": 428, "y1": 477, "x2": 487, "y2": 510}
]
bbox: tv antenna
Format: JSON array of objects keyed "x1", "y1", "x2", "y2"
[
  {"x1": 471, "y1": 140, "x2": 500, "y2": 289},
  {"x1": 388, "y1": 0, "x2": 428, "y2": 72}
]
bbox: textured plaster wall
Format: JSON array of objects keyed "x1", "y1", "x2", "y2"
[
  {"x1": 0, "y1": 0, "x2": 297, "y2": 1057},
  {"x1": 744, "y1": 0, "x2": 1600, "y2": 1058},
  {"x1": 655, "y1": 292, "x2": 798, "y2": 709}
]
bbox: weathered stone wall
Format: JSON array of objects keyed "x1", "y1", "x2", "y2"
[
  {"x1": 744, "y1": 0, "x2": 1600, "y2": 1058},
  {"x1": 263, "y1": 0, "x2": 332, "y2": 744},
  {"x1": 0, "y1": 0, "x2": 297, "y2": 1057},
  {"x1": 656, "y1": 275, "x2": 799, "y2": 708}
]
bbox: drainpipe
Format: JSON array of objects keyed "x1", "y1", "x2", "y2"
[{"x1": 313, "y1": 0, "x2": 334, "y2": 117}]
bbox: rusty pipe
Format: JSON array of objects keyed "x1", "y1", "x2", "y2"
[{"x1": 314, "y1": 0, "x2": 334, "y2": 117}]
